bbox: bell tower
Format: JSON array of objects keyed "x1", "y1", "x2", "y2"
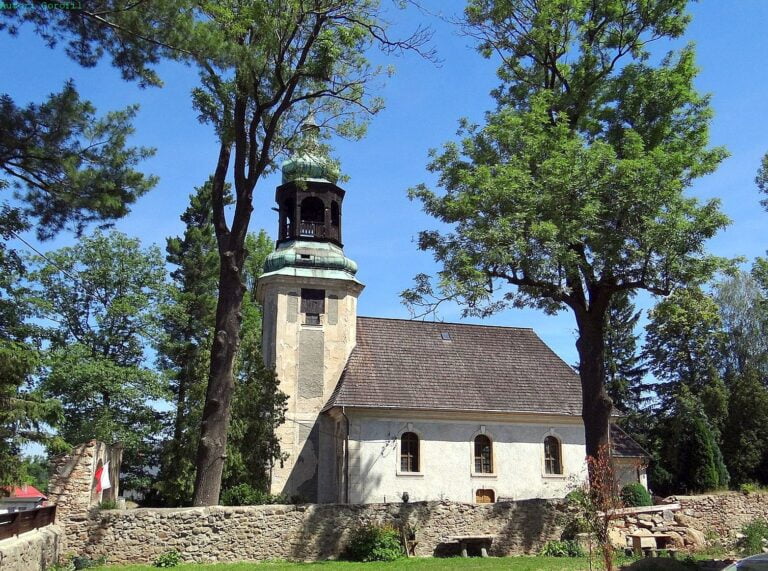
[{"x1": 256, "y1": 122, "x2": 363, "y2": 502}]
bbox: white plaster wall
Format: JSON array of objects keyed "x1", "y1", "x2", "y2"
[{"x1": 347, "y1": 412, "x2": 587, "y2": 504}]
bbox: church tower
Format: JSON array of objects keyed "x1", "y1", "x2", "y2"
[{"x1": 256, "y1": 124, "x2": 363, "y2": 502}]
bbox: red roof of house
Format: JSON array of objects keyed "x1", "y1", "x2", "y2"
[{"x1": 4, "y1": 485, "x2": 47, "y2": 500}]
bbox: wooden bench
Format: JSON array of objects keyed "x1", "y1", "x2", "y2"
[
  {"x1": 449, "y1": 535, "x2": 497, "y2": 558},
  {"x1": 627, "y1": 533, "x2": 674, "y2": 557}
]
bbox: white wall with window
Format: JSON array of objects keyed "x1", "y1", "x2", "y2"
[{"x1": 343, "y1": 410, "x2": 588, "y2": 504}]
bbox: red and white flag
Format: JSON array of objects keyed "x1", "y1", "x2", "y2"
[{"x1": 95, "y1": 462, "x2": 111, "y2": 492}]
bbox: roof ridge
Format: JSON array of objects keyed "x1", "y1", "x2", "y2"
[{"x1": 356, "y1": 315, "x2": 535, "y2": 331}]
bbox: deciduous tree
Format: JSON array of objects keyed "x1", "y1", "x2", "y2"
[
  {"x1": 404, "y1": 0, "x2": 728, "y2": 461},
  {"x1": 30, "y1": 231, "x2": 167, "y2": 490},
  {"x1": 643, "y1": 286, "x2": 725, "y2": 407}
]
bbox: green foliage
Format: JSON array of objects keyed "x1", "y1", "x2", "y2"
[
  {"x1": 72, "y1": 556, "x2": 106, "y2": 570},
  {"x1": 722, "y1": 369, "x2": 768, "y2": 486},
  {"x1": 156, "y1": 180, "x2": 284, "y2": 505},
  {"x1": 643, "y1": 287, "x2": 726, "y2": 408},
  {"x1": 219, "y1": 483, "x2": 288, "y2": 506},
  {"x1": 30, "y1": 230, "x2": 167, "y2": 491},
  {"x1": 757, "y1": 152, "x2": 768, "y2": 211},
  {"x1": 404, "y1": 0, "x2": 728, "y2": 461},
  {"x1": 714, "y1": 271, "x2": 768, "y2": 377},
  {"x1": 156, "y1": 179, "x2": 223, "y2": 506},
  {"x1": 540, "y1": 540, "x2": 584, "y2": 558},
  {"x1": 604, "y1": 292, "x2": 647, "y2": 413},
  {"x1": 740, "y1": 518, "x2": 768, "y2": 556},
  {"x1": 656, "y1": 387, "x2": 729, "y2": 493},
  {"x1": 153, "y1": 551, "x2": 182, "y2": 568},
  {"x1": 740, "y1": 483, "x2": 760, "y2": 495},
  {"x1": 98, "y1": 499, "x2": 118, "y2": 510},
  {"x1": 345, "y1": 524, "x2": 404, "y2": 562},
  {"x1": 620, "y1": 483, "x2": 652, "y2": 507},
  {"x1": 0, "y1": 218, "x2": 64, "y2": 487},
  {"x1": 19, "y1": 456, "x2": 51, "y2": 492},
  {"x1": 0, "y1": 82, "x2": 156, "y2": 240}
]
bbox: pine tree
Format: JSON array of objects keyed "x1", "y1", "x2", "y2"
[
  {"x1": 157, "y1": 179, "x2": 222, "y2": 505},
  {"x1": 656, "y1": 386, "x2": 729, "y2": 493},
  {"x1": 604, "y1": 292, "x2": 647, "y2": 413}
]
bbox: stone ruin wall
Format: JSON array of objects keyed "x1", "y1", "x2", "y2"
[
  {"x1": 670, "y1": 493, "x2": 768, "y2": 538},
  {"x1": 46, "y1": 440, "x2": 122, "y2": 553},
  {"x1": 77, "y1": 500, "x2": 562, "y2": 564}
]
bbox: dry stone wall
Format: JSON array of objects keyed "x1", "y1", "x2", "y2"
[
  {"x1": 76, "y1": 500, "x2": 562, "y2": 564},
  {"x1": 0, "y1": 526, "x2": 63, "y2": 571},
  {"x1": 669, "y1": 492, "x2": 768, "y2": 538}
]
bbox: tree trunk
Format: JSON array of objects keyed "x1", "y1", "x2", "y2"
[
  {"x1": 575, "y1": 312, "x2": 613, "y2": 462},
  {"x1": 192, "y1": 261, "x2": 245, "y2": 506}
]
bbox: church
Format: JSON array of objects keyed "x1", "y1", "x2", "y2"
[{"x1": 256, "y1": 138, "x2": 647, "y2": 505}]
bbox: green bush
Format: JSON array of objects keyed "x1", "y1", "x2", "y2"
[
  {"x1": 740, "y1": 482, "x2": 760, "y2": 495},
  {"x1": 153, "y1": 551, "x2": 182, "y2": 568},
  {"x1": 71, "y1": 556, "x2": 106, "y2": 570},
  {"x1": 539, "y1": 539, "x2": 584, "y2": 557},
  {"x1": 740, "y1": 518, "x2": 768, "y2": 555},
  {"x1": 220, "y1": 483, "x2": 288, "y2": 506},
  {"x1": 620, "y1": 483, "x2": 652, "y2": 507},
  {"x1": 345, "y1": 524, "x2": 403, "y2": 562},
  {"x1": 98, "y1": 498, "x2": 117, "y2": 510}
]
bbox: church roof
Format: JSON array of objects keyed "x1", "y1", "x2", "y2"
[
  {"x1": 325, "y1": 316, "x2": 582, "y2": 416},
  {"x1": 610, "y1": 423, "x2": 651, "y2": 458}
]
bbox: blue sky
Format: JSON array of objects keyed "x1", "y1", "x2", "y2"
[{"x1": 3, "y1": 1, "x2": 768, "y2": 367}]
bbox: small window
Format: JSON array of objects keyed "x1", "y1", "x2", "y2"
[
  {"x1": 544, "y1": 436, "x2": 562, "y2": 475},
  {"x1": 400, "y1": 432, "x2": 419, "y2": 472},
  {"x1": 474, "y1": 435, "x2": 492, "y2": 473},
  {"x1": 301, "y1": 288, "x2": 325, "y2": 325},
  {"x1": 440, "y1": 332, "x2": 451, "y2": 341},
  {"x1": 475, "y1": 489, "x2": 495, "y2": 503}
]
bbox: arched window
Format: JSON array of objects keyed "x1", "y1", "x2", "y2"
[
  {"x1": 474, "y1": 435, "x2": 492, "y2": 473},
  {"x1": 544, "y1": 436, "x2": 562, "y2": 475},
  {"x1": 300, "y1": 196, "x2": 324, "y2": 223},
  {"x1": 400, "y1": 432, "x2": 419, "y2": 472},
  {"x1": 300, "y1": 196, "x2": 325, "y2": 238}
]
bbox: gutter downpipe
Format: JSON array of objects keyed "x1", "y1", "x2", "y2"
[{"x1": 341, "y1": 406, "x2": 350, "y2": 504}]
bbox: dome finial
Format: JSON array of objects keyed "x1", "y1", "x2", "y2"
[
  {"x1": 281, "y1": 113, "x2": 340, "y2": 184},
  {"x1": 302, "y1": 113, "x2": 320, "y2": 153}
]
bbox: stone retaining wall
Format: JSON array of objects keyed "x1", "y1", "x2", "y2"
[
  {"x1": 78, "y1": 500, "x2": 562, "y2": 564},
  {"x1": 670, "y1": 492, "x2": 768, "y2": 538},
  {"x1": 0, "y1": 526, "x2": 63, "y2": 571}
]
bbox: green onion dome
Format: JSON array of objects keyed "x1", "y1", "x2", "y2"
[
  {"x1": 263, "y1": 241, "x2": 358, "y2": 276},
  {"x1": 281, "y1": 152, "x2": 340, "y2": 184}
]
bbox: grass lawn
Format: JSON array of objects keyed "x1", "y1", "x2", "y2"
[{"x1": 93, "y1": 555, "x2": 641, "y2": 571}]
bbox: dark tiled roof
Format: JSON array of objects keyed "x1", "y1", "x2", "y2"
[
  {"x1": 610, "y1": 424, "x2": 650, "y2": 458},
  {"x1": 325, "y1": 317, "x2": 582, "y2": 415}
]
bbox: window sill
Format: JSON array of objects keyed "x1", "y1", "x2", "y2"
[
  {"x1": 396, "y1": 471, "x2": 424, "y2": 477},
  {"x1": 471, "y1": 472, "x2": 498, "y2": 478},
  {"x1": 542, "y1": 473, "x2": 566, "y2": 479}
]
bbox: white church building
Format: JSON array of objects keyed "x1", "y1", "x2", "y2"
[{"x1": 256, "y1": 140, "x2": 647, "y2": 505}]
